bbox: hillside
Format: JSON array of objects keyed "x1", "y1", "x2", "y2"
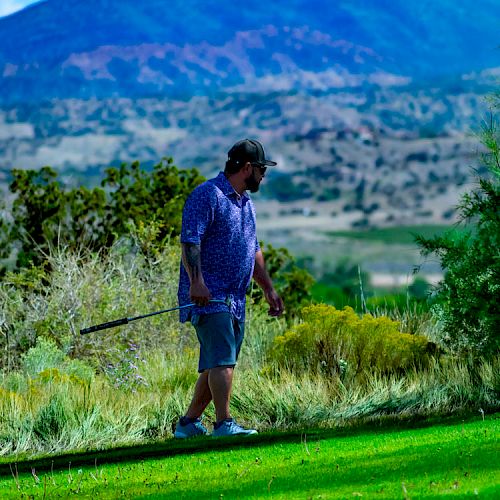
[
  {"x1": 0, "y1": 0, "x2": 498, "y2": 271},
  {"x1": 0, "y1": 81, "x2": 492, "y2": 230},
  {"x1": 1, "y1": 0, "x2": 499, "y2": 102}
]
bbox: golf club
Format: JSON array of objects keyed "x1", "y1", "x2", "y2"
[{"x1": 80, "y1": 298, "x2": 231, "y2": 335}]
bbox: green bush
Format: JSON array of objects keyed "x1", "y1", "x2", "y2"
[
  {"x1": 249, "y1": 242, "x2": 315, "y2": 322},
  {"x1": 0, "y1": 158, "x2": 205, "y2": 271},
  {"x1": 269, "y1": 304, "x2": 430, "y2": 377},
  {"x1": 20, "y1": 337, "x2": 95, "y2": 385},
  {"x1": 408, "y1": 276, "x2": 432, "y2": 300},
  {"x1": 21, "y1": 337, "x2": 66, "y2": 377},
  {"x1": 262, "y1": 173, "x2": 313, "y2": 201},
  {"x1": 416, "y1": 96, "x2": 500, "y2": 357}
]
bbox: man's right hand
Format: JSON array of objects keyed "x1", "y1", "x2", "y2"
[{"x1": 189, "y1": 281, "x2": 212, "y2": 306}]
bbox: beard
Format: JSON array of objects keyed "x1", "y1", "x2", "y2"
[{"x1": 245, "y1": 171, "x2": 260, "y2": 193}]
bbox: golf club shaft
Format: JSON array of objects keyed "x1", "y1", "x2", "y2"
[{"x1": 79, "y1": 299, "x2": 228, "y2": 335}]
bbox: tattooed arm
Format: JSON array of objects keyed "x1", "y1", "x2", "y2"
[{"x1": 181, "y1": 243, "x2": 212, "y2": 306}]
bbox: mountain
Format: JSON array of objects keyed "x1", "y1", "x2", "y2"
[
  {"x1": 0, "y1": 0, "x2": 499, "y2": 103},
  {"x1": 0, "y1": 0, "x2": 498, "y2": 248}
]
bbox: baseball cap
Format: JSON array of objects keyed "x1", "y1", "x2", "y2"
[{"x1": 227, "y1": 139, "x2": 277, "y2": 166}]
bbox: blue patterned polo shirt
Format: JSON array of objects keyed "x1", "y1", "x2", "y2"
[{"x1": 177, "y1": 172, "x2": 260, "y2": 323}]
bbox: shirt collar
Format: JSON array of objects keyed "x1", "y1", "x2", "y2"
[{"x1": 215, "y1": 172, "x2": 250, "y2": 200}]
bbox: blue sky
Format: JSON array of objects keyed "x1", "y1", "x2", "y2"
[{"x1": 0, "y1": 0, "x2": 40, "y2": 18}]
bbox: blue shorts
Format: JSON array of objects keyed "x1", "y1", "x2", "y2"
[{"x1": 191, "y1": 312, "x2": 245, "y2": 373}]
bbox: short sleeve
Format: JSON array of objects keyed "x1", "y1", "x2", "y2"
[
  {"x1": 181, "y1": 185, "x2": 215, "y2": 244},
  {"x1": 255, "y1": 237, "x2": 261, "y2": 253}
]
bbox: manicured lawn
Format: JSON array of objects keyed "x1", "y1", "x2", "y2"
[{"x1": 0, "y1": 415, "x2": 498, "y2": 499}]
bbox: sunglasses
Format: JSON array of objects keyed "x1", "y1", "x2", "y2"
[{"x1": 251, "y1": 163, "x2": 267, "y2": 175}]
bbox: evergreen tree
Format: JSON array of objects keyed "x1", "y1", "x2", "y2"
[{"x1": 416, "y1": 92, "x2": 500, "y2": 357}]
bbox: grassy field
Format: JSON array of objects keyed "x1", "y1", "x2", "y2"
[
  {"x1": 260, "y1": 224, "x2": 456, "y2": 281},
  {"x1": 325, "y1": 225, "x2": 467, "y2": 245},
  {"x1": 1, "y1": 414, "x2": 498, "y2": 499}
]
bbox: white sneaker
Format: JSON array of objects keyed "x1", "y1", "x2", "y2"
[
  {"x1": 212, "y1": 419, "x2": 258, "y2": 437},
  {"x1": 174, "y1": 418, "x2": 208, "y2": 439}
]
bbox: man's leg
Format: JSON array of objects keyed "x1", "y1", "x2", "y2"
[
  {"x1": 208, "y1": 364, "x2": 257, "y2": 437},
  {"x1": 184, "y1": 365, "x2": 234, "y2": 421},
  {"x1": 187, "y1": 313, "x2": 242, "y2": 423},
  {"x1": 185, "y1": 370, "x2": 212, "y2": 419},
  {"x1": 208, "y1": 366, "x2": 234, "y2": 422}
]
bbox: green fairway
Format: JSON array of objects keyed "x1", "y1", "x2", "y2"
[
  {"x1": 325, "y1": 224, "x2": 467, "y2": 245},
  {"x1": 0, "y1": 415, "x2": 498, "y2": 499}
]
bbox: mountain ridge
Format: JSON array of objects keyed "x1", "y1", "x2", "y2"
[{"x1": 1, "y1": 0, "x2": 499, "y2": 103}]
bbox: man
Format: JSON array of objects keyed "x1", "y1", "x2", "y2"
[{"x1": 175, "y1": 139, "x2": 284, "y2": 438}]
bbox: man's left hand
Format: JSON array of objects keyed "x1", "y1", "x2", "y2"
[{"x1": 264, "y1": 288, "x2": 284, "y2": 317}]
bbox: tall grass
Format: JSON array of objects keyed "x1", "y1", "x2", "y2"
[
  {"x1": 1, "y1": 353, "x2": 498, "y2": 458},
  {"x1": 0, "y1": 236, "x2": 192, "y2": 369},
  {"x1": 0, "y1": 240, "x2": 498, "y2": 458}
]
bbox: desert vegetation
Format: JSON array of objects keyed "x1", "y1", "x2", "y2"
[
  {"x1": 0, "y1": 95, "x2": 499, "y2": 462},
  {"x1": 0, "y1": 238, "x2": 498, "y2": 458}
]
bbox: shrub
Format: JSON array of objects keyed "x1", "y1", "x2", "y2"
[
  {"x1": 21, "y1": 337, "x2": 95, "y2": 384},
  {"x1": 269, "y1": 304, "x2": 430, "y2": 377},
  {"x1": 0, "y1": 233, "x2": 184, "y2": 369},
  {"x1": 416, "y1": 96, "x2": 500, "y2": 357},
  {"x1": 21, "y1": 337, "x2": 66, "y2": 377},
  {"x1": 0, "y1": 158, "x2": 205, "y2": 271},
  {"x1": 249, "y1": 242, "x2": 315, "y2": 323}
]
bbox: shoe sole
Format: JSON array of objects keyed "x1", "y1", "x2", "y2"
[
  {"x1": 212, "y1": 431, "x2": 258, "y2": 438},
  {"x1": 174, "y1": 430, "x2": 208, "y2": 439}
]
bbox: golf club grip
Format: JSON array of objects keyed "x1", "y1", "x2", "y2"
[{"x1": 80, "y1": 318, "x2": 129, "y2": 335}]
